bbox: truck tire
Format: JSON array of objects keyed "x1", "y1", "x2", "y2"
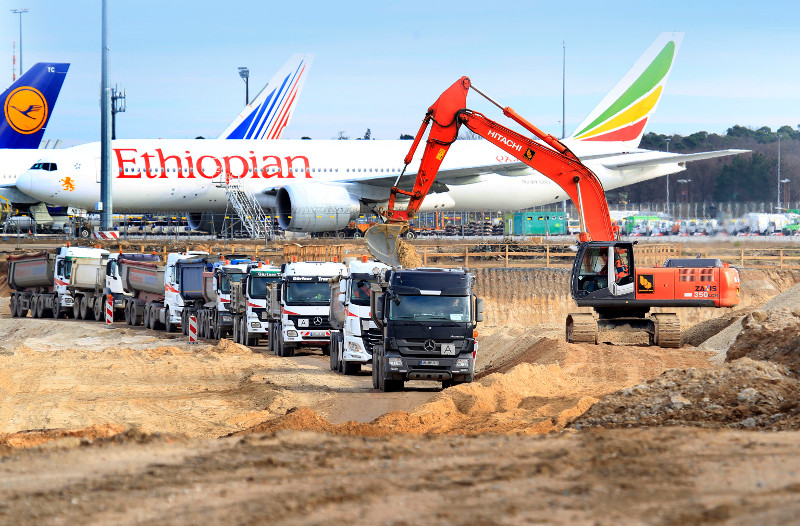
[
  {"x1": 10, "y1": 294, "x2": 18, "y2": 318},
  {"x1": 268, "y1": 323, "x2": 276, "y2": 355},
  {"x1": 31, "y1": 294, "x2": 40, "y2": 318},
  {"x1": 181, "y1": 311, "x2": 188, "y2": 335},
  {"x1": 74, "y1": 296, "x2": 84, "y2": 320},
  {"x1": 164, "y1": 309, "x2": 174, "y2": 333},
  {"x1": 372, "y1": 346, "x2": 382, "y2": 389},
  {"x1": 329, "y1": 334, "x2": 338, "y2": 371},
  {"x1": 52, "y1": 297, "x2": 63, "y2": 319},
  {"x1": 213, "y1": 319, "x2": 221, "y2": 341},
  {"x1": 85, "y1": 298, "x2": 97, "y2": 321},
  {"x1": 232, "y1": 317, "x2": 239, "y2": 343},
  {"x1": 37, "y1": 295, "x2": 48, "y2": 318},
  {"x1": 94, "y1": 296, "x2": 103, "y2": 321}
]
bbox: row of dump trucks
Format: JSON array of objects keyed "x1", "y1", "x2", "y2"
[{"x1": 7, "y1": 247, "x2": 484, "y2": 391}]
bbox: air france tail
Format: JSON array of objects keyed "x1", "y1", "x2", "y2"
[
  {"x1": 219, "y1": 54, "x2": 313, "y2": 140},
  {"x1": 1, "y1": 62, "x2": 70, "y2": 149},
  {"x1": 568, "y1": 33, "x2": 683, "y2": 153}
]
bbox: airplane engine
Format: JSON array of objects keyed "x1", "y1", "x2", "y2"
[
  {"x1": 187, "y1": 211, "x2": 224, "y2": 234},
  {"x1": 276, "y1": 183, "x2": 360, "y2": 232}
]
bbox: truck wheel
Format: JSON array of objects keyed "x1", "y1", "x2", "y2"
[
  {"x1": 343, "y1": 361, "x2": 360, "y2": 375},
  {"x1": 18, "y1": 302, "x2": 28, "y2": 318},
  {"x1": 164, "y1": 309, "x2": 174, "y2": 333},
  {"x1": 30, "y1": 294, "x2": 40, "y2": 318},
  {"x1": 232, "y1": 318, "x2": 239, "y2": 343},
  {"x1": 10, "y1": 294, "x2": 18, "y2": 318},
  {"x1": 268, "y1": 323, "x2": 276, "y2": 355},
  {"x1": 213, "y1": 320, "x2": 221, "y2": 341},
  {"x1": 94, "y1": 296, "x2": 103, "y2": 321},
  {"x1": 73, "y1": 297, "x2": 83, "y2": 320},
  {"x1": 329, "y1": 334, "x2": 337, "y2": 370},
  {"x1": 37, "y1": 295, "x2": 48, "y2": 318},
  {"x1": 181, "y1": 311, "x2": 188, "y2": 334}
]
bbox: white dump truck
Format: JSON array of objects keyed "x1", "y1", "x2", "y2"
[
  {"x1": 119, "y1": 257, "x2": 166, "y2": 326},
  {"x1": 328, "y1": 258, "x2": 390, "y2": 375},
  {"x1": 230, "y1": 263, "x2": 282, "y2": 346},
  {"x1": 104, "y1": 252, "x2": 163, "y2": 320},
  {"x1": 8, "y1": 245, "x2": 110, "y2": 319},
  {"x1": 69, "y1": 255, "x2": 111, "y2": 321},
  {"x1": 267, "y1": 260, "x2": 346, "y2": 357}
]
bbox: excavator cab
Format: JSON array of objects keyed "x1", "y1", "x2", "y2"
[{"x1": 571, "y1": 242, "x2": 636, "y2": 303}]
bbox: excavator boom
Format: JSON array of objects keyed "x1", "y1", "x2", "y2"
[{"x1": 365, "y1": 76, "x2": 617, "y2": 263}]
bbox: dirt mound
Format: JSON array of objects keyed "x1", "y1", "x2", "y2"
[
  {"x1": 0, "y1": 424, "x2": 126, "y2": 450},
  {"x1": 572, "y1": 358, "x2": 800, "y2": 430},
  {"x1": 396, "y1": 239, "x2": 422, "y2": 268},
  {"x1": 726, "y1": 308, "x2": 800, "y2": 373}
]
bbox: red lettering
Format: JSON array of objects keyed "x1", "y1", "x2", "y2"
[
  {"x1": 183, "y1": 152, "x2": 196, "y2": 178},
  {"x1": 262, "y1": 155, "x2": 282, "y2": 178},
  {"x1": 157, "y1": 148, "x2": 182, "y2": 179},
  {"x1": 142, "y1": 152, "x2": 157, "y2": 179},
  {"x1": 286, "y1": 155, "x2": 310, "y2": 179},
  {"x1": 223, "y1": 155, "x2": 249, "y2": 179},
  {"x1": 115, "y1": 148, "x2": 140, "y2": 178},
  {"x1": 196, "y1": 155, "x2": 222, "y2": 179},
  {"x1": 249, "y1": 152, "x2": 258, "y2": 178}
]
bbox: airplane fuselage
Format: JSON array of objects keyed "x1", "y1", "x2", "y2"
[{"x1": 15, "y1": 138, "x2": 683, "y2": 217}]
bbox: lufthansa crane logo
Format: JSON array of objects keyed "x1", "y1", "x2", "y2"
[{"x1": 4, "y1": 86, "x2": 49, "y2": 135}]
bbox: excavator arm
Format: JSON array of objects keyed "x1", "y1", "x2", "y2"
[{"x1": 366, "y1": 76, "x2": 618, "y2": 264}]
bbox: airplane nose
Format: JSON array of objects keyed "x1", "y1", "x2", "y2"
[{"x1": 16, "y1": 170, "x2": 33, "y2": 194}]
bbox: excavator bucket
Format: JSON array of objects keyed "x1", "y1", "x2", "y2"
[{"x1": 364, "y1": 222, "x2": 409, "y2": 267}]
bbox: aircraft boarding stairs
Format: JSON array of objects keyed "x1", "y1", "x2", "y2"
[{"x1": 217, "y1": 177, "x2": 269, "y2": 239}]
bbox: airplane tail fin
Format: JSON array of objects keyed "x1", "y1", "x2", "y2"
[
  {"x1": 568, "y1": 33, "x2": 683, "y2": 151},
  {"x1": 0, "y1": 62, "x2": 70, "y2": 149},
  {"x1": 219, "y1": 53, "x2": 313, "y2": 140}
]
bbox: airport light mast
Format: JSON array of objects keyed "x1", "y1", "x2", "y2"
[
  {"x1": 99, "y1": 0, "x2": 113, "y2": 230},
  {"x1": 10, "y1": 8, "x2": 28, "y2": 76},
  {"x1": 239, "y1": 67, "x2": 249, "y2": 105}
]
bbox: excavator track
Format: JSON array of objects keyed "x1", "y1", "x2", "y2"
[
  {"x1": 566, "y1": 313, "x2": 598, "y2": 344},
  {"x1": 650, "y1": 313, "x2": 681, "y2": 348}
]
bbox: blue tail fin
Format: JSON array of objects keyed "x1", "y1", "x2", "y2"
[
  {"x1": 1, "y1": 62, "x2": 70, "y2": 149},
  {"x1": 219, "y1": 54, "x2": 313, "y2": 140}
]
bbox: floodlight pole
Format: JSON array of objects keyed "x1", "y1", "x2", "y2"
[
  {"x1": 100, "y1": 0, "x2": 113, "y2": 230},
  {"x1": 10, "y1": 9, "x2": 28, "y2": 75}
]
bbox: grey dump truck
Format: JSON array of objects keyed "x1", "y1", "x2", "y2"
[
  {"x1": 369, "y1": 267, "x2": 484, "y2": 392},
  {"x1": 8, "y1": 245, "x2": 110, "y2": 319}
]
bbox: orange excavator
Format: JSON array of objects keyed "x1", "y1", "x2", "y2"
[{"x1": 364, "y1": 77, "x2": 740, "y2": 347}]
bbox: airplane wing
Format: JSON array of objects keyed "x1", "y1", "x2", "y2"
[{"x1": 601, "y1": 149, "x2": 749, "y2": 169}]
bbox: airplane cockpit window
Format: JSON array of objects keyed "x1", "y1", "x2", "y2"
[{"x1": 30, "y1": 163, "x2": 42, "y2": 169}]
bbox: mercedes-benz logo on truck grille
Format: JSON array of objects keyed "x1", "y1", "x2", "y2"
[
  {"x1": 313, "y1": 317, "x2": 322, "y2": 325},
  {"x1": 423, "y1": 339, "x2": 436, "y2": 352}
]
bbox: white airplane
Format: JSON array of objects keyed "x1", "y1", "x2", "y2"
[
  {"x1": 15, "y1": 33, "x2": 746, "y2": 233},
  {"x1": 0, "y1": 54, "x2": 313, "y2": 209}
]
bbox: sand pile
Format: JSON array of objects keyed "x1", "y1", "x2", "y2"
[
  {"x1": 236, "y1": 361, "x2": 598, "y2": 436},
  {"x1": 726, "y1": 308, "x2": 800, "y2": 372},
  {"x1": 572, "y1": 309, "x2": 800, "y2": 431},
  {"x1": 571, "y1": 358, "x2": 800, "y2": 430},
  {"x1": 238, "y1": 337, "x2": 715, "y2": 437}
]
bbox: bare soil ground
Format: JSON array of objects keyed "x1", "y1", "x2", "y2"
[{"x1": 2, "y1": 246, "x2": 800, "y2": 523}]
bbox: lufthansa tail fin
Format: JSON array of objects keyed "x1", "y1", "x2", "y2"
[
  {"x1": 568, "y1": 33, "x2": 683, "y2": 152},
  {"x1": 1, "y1": 62, "x2": 70, "y2": 149},
  {"x1": 219, "y1": 53, "x2": 313, "y2": 140}
]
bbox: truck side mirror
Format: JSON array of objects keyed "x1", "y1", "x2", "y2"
[
  {"x1": 475, "y1": 297, "x2": 484, "y2": 323},
  {"x1": 371, "y1": 293, "x2": 384, "y2": 329}
]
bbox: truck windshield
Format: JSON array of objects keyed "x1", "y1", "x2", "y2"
[
  {"x1": 388, "y1": 295, "x2": 470, "y2": 322},
  {"x1": 350, "y1": 278, "x2": 377, "y2": 306},
  {"x1": 249, "y1": 276, "x2": 280, "y2": 298},
  {"x1": 219, "y1": 272, "x2": 245, "y2": 294},
  {"x1": 285, "y1": 282, "x2": 330, "y2": 306}
]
